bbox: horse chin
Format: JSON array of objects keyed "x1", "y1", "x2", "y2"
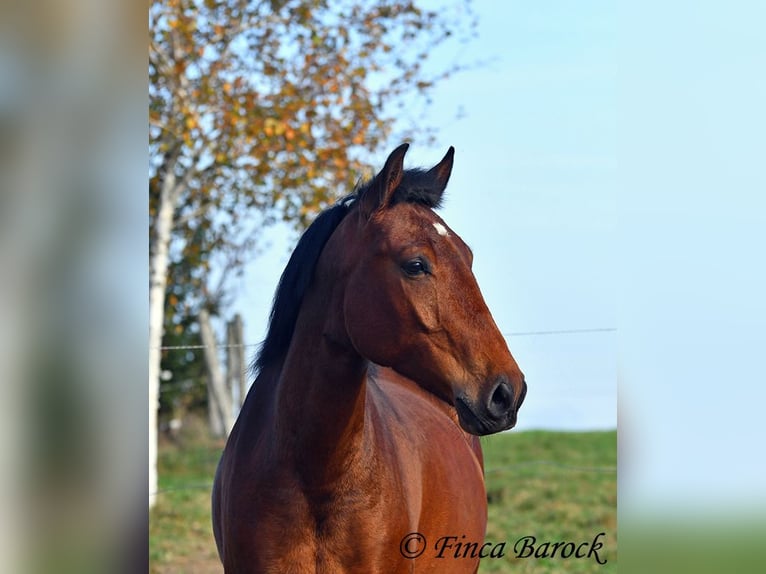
[{"x1": 455, "y1": 394, "x2": 517, "y2": 436}]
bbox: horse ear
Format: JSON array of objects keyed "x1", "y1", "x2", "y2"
[
  {"x1": 359, "y1": 143, "x2": 409, "y2": 217},
  {"x1": 428, "y1": 146, "x2": 455, "y2": 196}
]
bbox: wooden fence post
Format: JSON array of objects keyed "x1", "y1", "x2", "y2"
[
  {"x1": 199, "y1": 308, "x2": 233, "y2": 438},
  {"x1": 230, "y1": 314, "x2": 246, "y2": 408}
]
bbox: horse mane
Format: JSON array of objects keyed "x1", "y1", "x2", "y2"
[{"x1": 253, "y1": 168, "x2": 445, "y2": 374}]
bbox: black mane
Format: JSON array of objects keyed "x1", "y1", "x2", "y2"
[{"x1": 253, "y1": 168, "x2": 444, "y2": 374}]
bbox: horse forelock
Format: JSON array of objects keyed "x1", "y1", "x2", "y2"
[{"x1": 355, "y1": 167, "x2": 445, "y2": 209}]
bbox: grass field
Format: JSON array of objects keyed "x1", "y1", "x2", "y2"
[{"x1": 149, "y1": 418, "x2": 616, "y2": 573}]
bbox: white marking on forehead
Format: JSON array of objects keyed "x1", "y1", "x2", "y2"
[{"x1": 432, "y1": 222, "x2": 449, "y2": 237}]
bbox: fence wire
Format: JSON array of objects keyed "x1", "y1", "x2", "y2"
[{"x1": 155, "y1": 327, "x2": 617, "y2": 351}]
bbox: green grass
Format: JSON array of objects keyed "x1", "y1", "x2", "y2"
[
  {"x1": 149, "y1": 421, "x2": 616, "y2": 573},
  {"x1": 479, "y1": 431, "x2": 616, "y2": 573},
  {"x1": 149, "y1": 419, "x2": 225, "y2": 574}
]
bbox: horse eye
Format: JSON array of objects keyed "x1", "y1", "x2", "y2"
[{"x1": 402, "y1": 259, "x2": 427, "y2": 277}]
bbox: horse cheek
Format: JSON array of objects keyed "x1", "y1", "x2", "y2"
[{"x1": 409, "y1": 281, "x2": 440, "y2": 333}]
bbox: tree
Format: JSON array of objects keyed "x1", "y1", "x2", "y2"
[
  {"x1": 156, "y1": 292, "x2": 206, "y2": 422},
  {"x1": 149, "y1": 0, "x2": 477, "y2": 507}
]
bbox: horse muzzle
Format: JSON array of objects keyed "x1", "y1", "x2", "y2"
[{"x1": 455, "y1": 377, "x2": 527, "y2": 436}]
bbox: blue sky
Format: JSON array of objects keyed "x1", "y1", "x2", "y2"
[
  {"x1": 617, "y1": 1, "x2": 766, "y2": 511},
  {"x1": 234, "y1": 1, "x2": 617, "y2": 431}
]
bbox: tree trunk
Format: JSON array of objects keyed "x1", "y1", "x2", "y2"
[
  {"x1": 148, "y1": 170, "x2": 178, "y2": 509},
  {"x1": 200, "y1": 308, "x2": 233, "y2": 438}
]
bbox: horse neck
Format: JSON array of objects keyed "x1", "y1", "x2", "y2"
[{"x1": 272, "y1": 274, "x2": 371, "y2": 488}]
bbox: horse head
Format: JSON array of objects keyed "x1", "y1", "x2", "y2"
[{"x1": 321, "y1": 144, "x2": 527, "y2": 435}]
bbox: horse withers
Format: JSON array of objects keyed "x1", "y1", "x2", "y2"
[{"x1": 212, "y1": 144, "x2": 526, "y2": 573}]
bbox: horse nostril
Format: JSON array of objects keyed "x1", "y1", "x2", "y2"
[{"x1": 488, "y1": 380, "x2": 513, "y2": 418}]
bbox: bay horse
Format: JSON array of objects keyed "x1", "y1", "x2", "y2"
[{"x1": 212, "y1": 144, "x2": 527, "y2": 573}]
